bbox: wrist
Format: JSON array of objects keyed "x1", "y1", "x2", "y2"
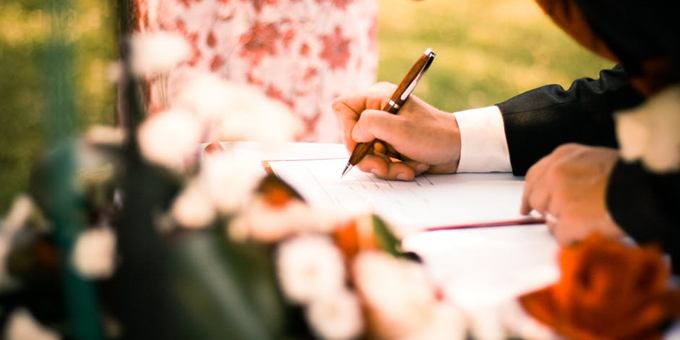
[{"x1": 428, "y1": 110, "x2": 461, "y2": 173}]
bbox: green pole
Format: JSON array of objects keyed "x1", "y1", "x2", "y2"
[{"x1": 44, "y1": 0, "x2": 103, "y2": 338}]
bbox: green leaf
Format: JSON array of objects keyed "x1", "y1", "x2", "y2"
[{"x1": 371, "y1": 215, "x2": 402, "y2": 257}]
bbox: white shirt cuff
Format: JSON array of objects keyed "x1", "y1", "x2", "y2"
[{"x1": 453, "y1": 106, "x2": 512, "y2": 173}]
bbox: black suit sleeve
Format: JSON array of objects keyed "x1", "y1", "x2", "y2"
[{"x1": 497, "y1": 66, "x2": 644, "y2": 175}]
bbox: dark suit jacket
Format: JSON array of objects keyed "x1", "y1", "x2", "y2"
[{"x1": 496, "y1": 66, "x2": 680, "y2": 273}]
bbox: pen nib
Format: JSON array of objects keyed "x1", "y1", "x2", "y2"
[{"x1": 341, "y1": 163, "x2": 352, "y2": 177}]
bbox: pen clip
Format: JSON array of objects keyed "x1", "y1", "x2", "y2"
[{"x1": 400, "y1": 49, "x2": 436, "y2": 102}]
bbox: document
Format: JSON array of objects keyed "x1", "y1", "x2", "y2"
[{"x1": 268, "y1": 157, "x2": 530, "y2": 236}]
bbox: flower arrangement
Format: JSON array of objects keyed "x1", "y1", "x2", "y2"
[
  {"x1": 236, "y1": 181, "x2": 466, "y2": 339},
  {"x1": 2, "y1": 7, "x2": 680, "y2": 340},
  {"x1": 0, "y1": 25, "x2": 468, "y2": 339}
]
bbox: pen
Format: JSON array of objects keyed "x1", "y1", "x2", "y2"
[
  {"x1": 424, "y1": 216, "x2": 546, "y2": 232},
  {"x1": 341, "y1": 48, "x2": 436, "y2": 177}
]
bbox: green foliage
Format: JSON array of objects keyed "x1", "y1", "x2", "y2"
[
  {"x1": 0, "y1": 0, "x2": 115, "y2": 213},
  {"x1": 372, "y1": 215, "x2": 403, "y2": 257},
  {"x1": 170, "y1": 228, "x2": 291, "y2": 339}
]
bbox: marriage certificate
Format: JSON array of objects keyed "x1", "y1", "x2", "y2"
[{"x1": 268, "y1": 157, "x2": 528, "y2": 235}]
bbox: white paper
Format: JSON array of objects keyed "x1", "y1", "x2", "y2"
[
  {"x1": 269, "y1": 158, "x2": 527, "y2": 235},
  {"x1": 403, "y1": 225, "x2": 559, "y2": 310}
]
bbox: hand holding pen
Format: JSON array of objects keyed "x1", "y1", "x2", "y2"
[{"x1": 341, "y1": 49, "x2": 435, "y2": 177}]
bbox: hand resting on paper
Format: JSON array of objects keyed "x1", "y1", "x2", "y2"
[
  {"x1": 520, "y1": 144, "x2": 625, "y2": 245},
  {"x1": 332, "y1": 82, "x2": 461, "y2": 181}
]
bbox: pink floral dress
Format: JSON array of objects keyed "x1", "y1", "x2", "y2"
[{"x1": 135, "y1": 0, "x2": 378, "y2": 142}]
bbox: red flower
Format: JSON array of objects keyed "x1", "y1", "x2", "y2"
[
  {"x1": 239, "y1": 21, "x2": 280, "y2": 65},
  {"x1": 319, "y1": 26, "x2": 350, "y2": 70},
  {"x1": 282, "y1": 29, "x2": 296, "y2": 49},
  {"x1": 251, "y1": 0, "x2": 277, "y2": 12},
  {"x1": 265, "y1": 85, "x2": 293, "y2": 108},
  {"x1": 316, "y1": 0, "x2": 352, "y2": 9},
  {"x1": 520, "y1": 234, "x2": 680, "y2": 340},
  {"x1": 303, "y1": 67, "x2": 317, "y2": 82},
  {"x1": 299, "y1": 43, "x2": 310, "y2": 56},
  {"x1": 206, "y1": 30, "x2": 217, "y2": 48},
  {"x1": 209, "y1": 54, "x2": 225, "y2": 72}
]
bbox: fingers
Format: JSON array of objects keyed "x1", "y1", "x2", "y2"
[
  {"x1": 355, "y1": 154, "x2": 418, "y2": 181},
  {"x1": 404, "y1": 160, "x2": 430, "y2": 175},
  {"x1": 527, "y1": 186, "x2": 552, "y2": 216},
  {"x1": 520, "y1": 155, "x2": 554, "y2": 215},
  {"x1": 356, "y1": 154, "x2": 390, "y2": 177},
  {"x1": 352, "y1": 109, "x2": 406, "y2": 144},
  {"x1": 332, "y1": 82, "x2": 397, "y2": 151},
  {"x1": 332, "y1": 99, "x2": 361, "y2": 151}
]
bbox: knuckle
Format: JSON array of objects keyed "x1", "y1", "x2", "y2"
[
  {"x1": 529, "y1": 195, "x2": 544, "y2": 210},
  {"x1": 554, "y1": 143, "x2": 579, "y2": 154},
  {"x1": 525, "y1": 167, "x2": 537, "y2": 182},
  {"x1": 547, "y1": 164, "x2": 565, "y2": 181},
  {"x1": 331, "y1": 98, "x2": 344, "y2": 111}
]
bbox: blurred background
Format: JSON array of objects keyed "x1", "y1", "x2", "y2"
[{"x1": 0, "y1": 0, "x2": 612, "y2": 212}]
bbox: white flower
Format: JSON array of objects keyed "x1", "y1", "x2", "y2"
[
  {"x1": 174, "y1": 72, "x2": 301, "y2": 144},
  {"x1": 352, "y1": 251, "x2": 436, "y2": 338},
  {"x1": 500, "y1": 300, "x2": 556, "y2": 340},
  {"x1": 226, "y1": 215, "x2": 250, "y2": 242},
  {"x1": 138, "y1": 109, "x2": 202, "y2": 172},
  {"x1": 219, "y1": 95, "x2": 302, "y2": 146},
  {"x1": 174, "y1": 73, "x2": 233, "y2": 121},
  {"x1": 401, "y1": 303, "x2": 466, "y2": 340},
  {"x1": 171, "y1": 181, "x2": 216, "y2": 229},
  {"x1": 306, "y1": 289, "x2": 364, "y2": 340},
  {"x1": 4, "y1": 309, "x2": 59, "y2": 340},
  {"x1": 616, "y1": 85, "x2": 680, "y2": 173},
  {"x1": 130, "y1": 31, "x2": 190, "y2": 77},
  {"x1": 84, "y1": 125, "x2": 125, "y2": 146},
  {"x1": 107, "y1": 60, "x2": 122, "y2": 83},
  {"x1": 72, "y1": 227, "x2": 116, "y2": 279},
  {"x1": 227, "y1": 199, "x2": 297, "y2": 243},
  {"x1": 199, "y1": 152, "x2": 263, "y2": 213},
  {"x1": 466, "y1": 306, "x2": 505, "y2": 340},
  {"x1": 276, "y1": 235, "x2": 346, "y2": 304},
  {"x1": 1, "y1": 195, "x2": 34, "y2": 236},
  {"x1": 228, "y1": 197, "x2": 339, "y2": 243}
]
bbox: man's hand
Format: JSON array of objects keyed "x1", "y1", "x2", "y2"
[
  {"x1": 521, "y1": 144, "x2": 625, "y2": 245},
  {"x1": 332, "y1": 82, "x2": 461, "y2": 180}
]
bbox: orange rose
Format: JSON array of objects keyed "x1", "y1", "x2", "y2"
[{"x1": 520, "y1": 234, "x2": 680, "y2": 340}]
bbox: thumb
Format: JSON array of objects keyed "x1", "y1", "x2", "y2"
[{"x1": 351, "y1": 109, "x2": 401, "y2": 143}]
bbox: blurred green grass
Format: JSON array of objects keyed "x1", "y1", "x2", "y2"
[
  {"x1": 377, "y1": 0, "x2": 613, "y2": 110},
  {"x1": 0, "y1": 0, "x2": 115, "y2": 212},
  {"x1": 0, "y1": 0, "x2": 613, "y2": 212}
]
